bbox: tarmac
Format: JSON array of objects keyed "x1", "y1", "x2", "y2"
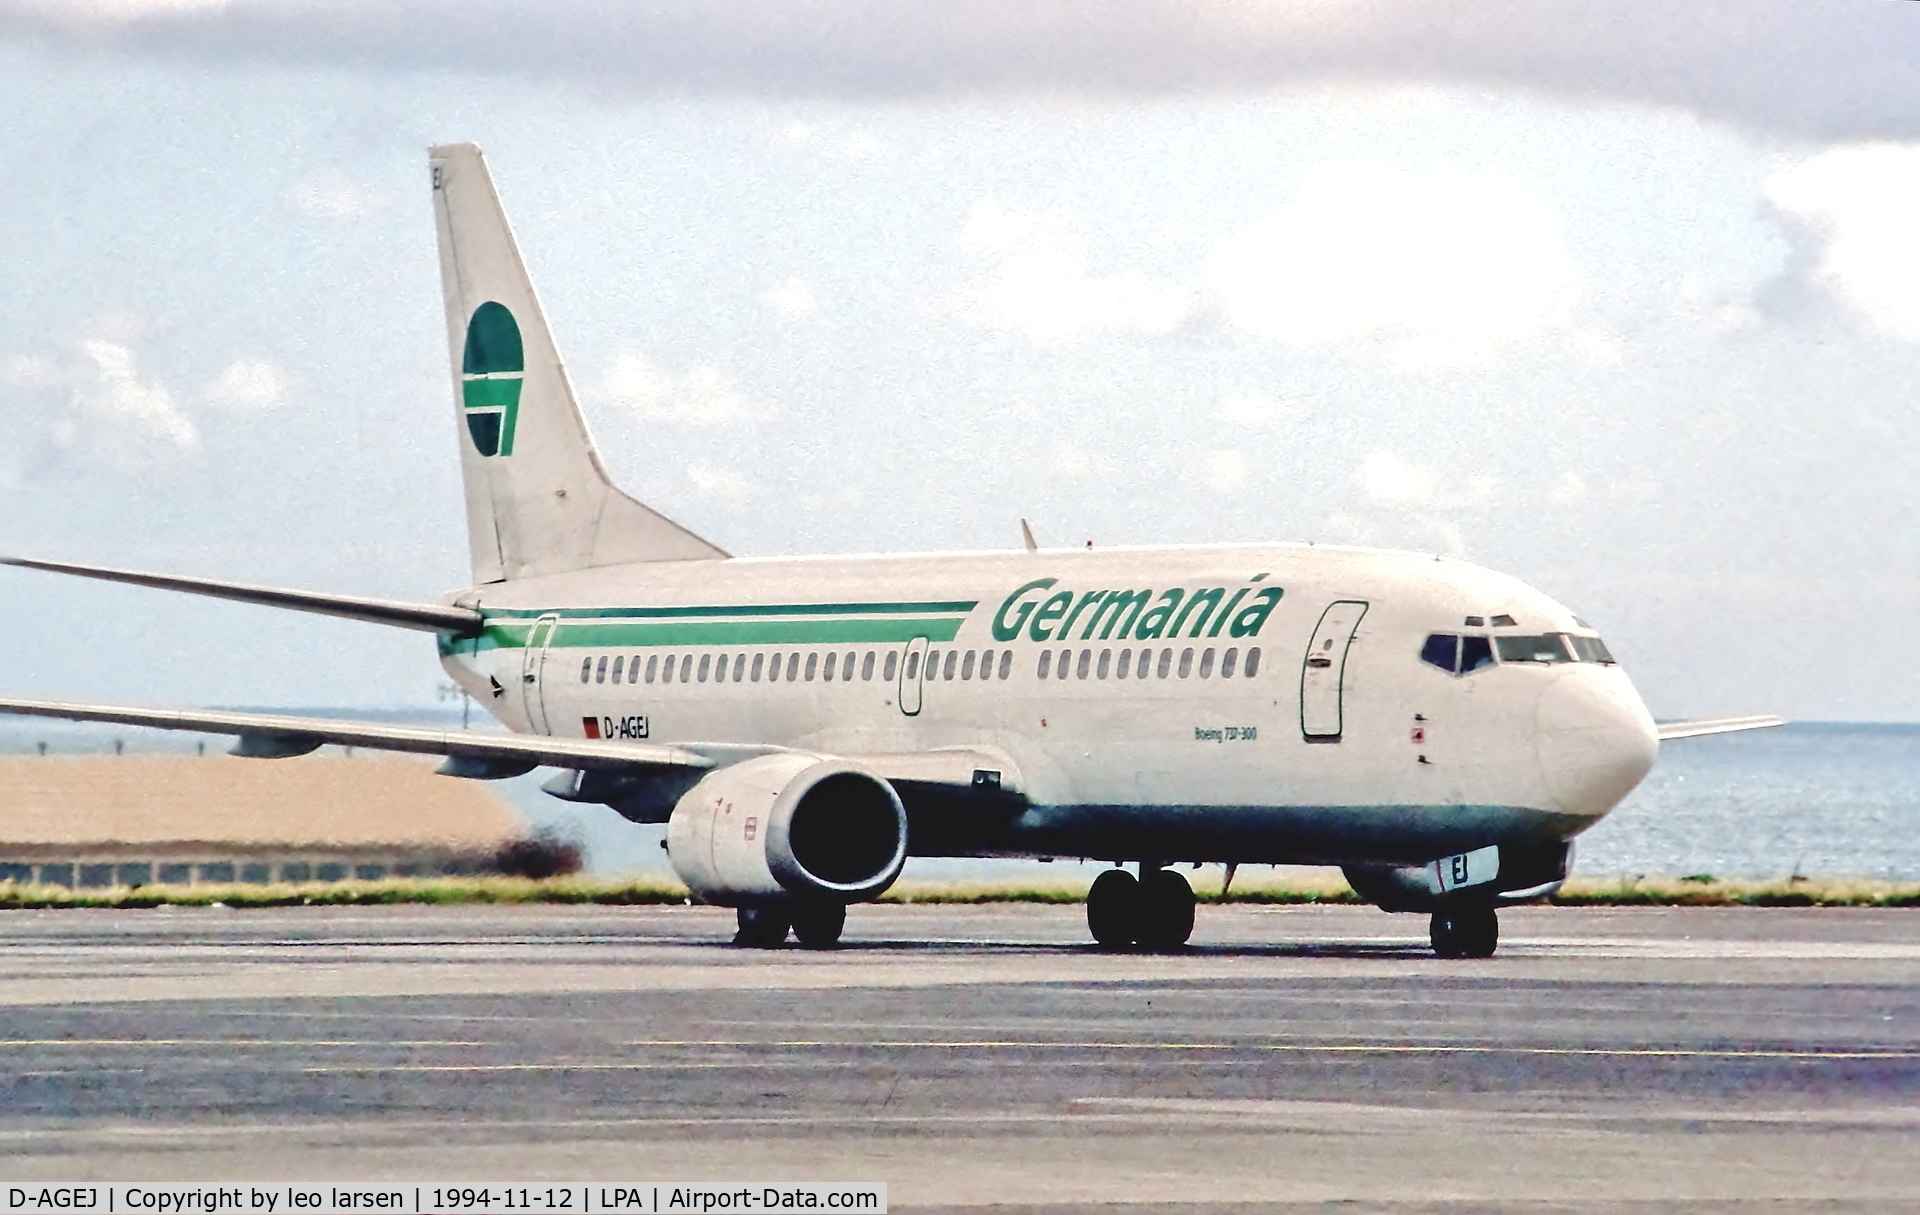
[{"x1": 1, "y1": 901, "x2": 1917, "y2": 1213}]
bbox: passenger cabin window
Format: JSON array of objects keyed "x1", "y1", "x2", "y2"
[
  {"x1": 884, "y1": 651, "x2": 899, "y2": 681},
  {"x1": 1036, "y1": 650, "x2": 1052, "y2": 679},
  {"x1": 1245, "y1": 646, "x2": 1262, "y2": 677},
  {"x1": 1198, "y1": 648, "x2": 1215, "y2": 678},
  {"x1": 645, "y1": 655, "x2": 659, "y2": 683},
  {"x1": 998, "y1": 650, "x2": 1013, "y2": 680},
  {"x1": 862, "y1": 651, "x2": 876, "y2": 681},
  {"x1": 580, "y1": 657, "x2": 593, "y2": 683},
  {"x1": 628, "y1": 655, "x2": 641, "y2": 683},
  {"x1": 752, "y1": 653, "x2": 765, "y2": 682},
  {"x1": 698, "y1": 654, "x2": 712, "y2": 682},
  {"x1": 610, "y1": 656, "x2": 624, "y2": 683},
  {"x1": 805, "y1": 652, "x2": 819, "y2": 681},
  {"x1": 1221, "y1": 647, "x2": 1238, "y2": 678}
]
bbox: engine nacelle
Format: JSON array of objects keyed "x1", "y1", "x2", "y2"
[{"x1": 665, "y1": 753, "x2": 908, "y2": 906}]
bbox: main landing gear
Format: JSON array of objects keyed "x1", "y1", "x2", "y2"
[
  {"x1": 1086, "y1": 866, "x2": 1196, "y2": 950},
  {"x1": 734, "y1": 900, "x2": 847, "y2": 950},
  {"x1": 1429, "y1": 903, "x2": 1499, "y2": 959}
]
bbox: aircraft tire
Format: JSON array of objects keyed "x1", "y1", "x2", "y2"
[
  {"x1": 1136, "y1": 868, "x2": 1196, "y2": 950},
  {"x1": 1430, "y1": 904, "x2": 1498, "y2": 959},
  {"x1": 1087, "y1": 868, "x2": 1140, "y2": 948},
  {"x1": 790, "y1": 900, "x2": 847, "y2": 950},
  {"x1": 734, "y1": 904, "x2": 791, "y2": 949}
]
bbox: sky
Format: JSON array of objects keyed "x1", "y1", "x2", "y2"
[{"x1": 2, "y1": 0, "x2": 1919, "y2": 721}]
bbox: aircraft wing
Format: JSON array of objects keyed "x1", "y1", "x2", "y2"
[
  {"x1": 0, "y1": 696, "x2": 712, "y2": 776},
  {"x1": 1656, "y1": 714, "x2": 1786, "y2": 741}
]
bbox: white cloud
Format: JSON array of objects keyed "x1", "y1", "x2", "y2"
[
  {"x1": 1213, "y1": 392, "x2": 1303, "y2": 429},
  {"x1": 763, "y1": 277, "x2": 818, "y2": 320},
  {"x1": 291, "y1": 171, "x2": 391, "y2": 220},
  {"x1": 9, "y1": 0, "x2": 231, "y2": 29},
  {"x1": 1767, "y1": 143, "x2": 1920, "y2": 342},
  {"x1": 1355, "y1": 449, "x2": 1437, "y2": 505},
  {"x1": 1548, "y1": 470, "x2": 1588, "y2": 504},
  {"x1": 25, "y1": 340, "x2": 200, "y2": 465},
  {"x1": 1201, "y1": 449, "x2": 1248, "y2": 493},
  {"x1": 956, "y1": 200, "x2": 1189, "y2": 348},
  {"x1": 1049, "y1": 441, "x2": 1119, "y2": 483},
  {"x1": 1205, "y1": 162, "x2": 1580, "y2": 370},
  {"x1": 1, "y1": 353, "x2": 62, "y2": 390},
  {"x1": 596, "y1": 351, "x2": 769, "y2": 427},
  {"x1": 203, "y1": 357, "x2": 287, "y2": 411},
  {"x1": 778, "y1": 120, "x2": 882, "y2": 159},
  {"x1": 685, "y1": 461, "x2": 757, "y2": 511}
]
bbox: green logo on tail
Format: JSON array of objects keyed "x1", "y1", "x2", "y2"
[{"x1": 462, "y1": 301, "x2": 523, "y2": 457}]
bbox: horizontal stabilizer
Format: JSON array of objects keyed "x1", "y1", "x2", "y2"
[
  {"x1": 1, "y1": 557, "x2": 482, "y2": 635},
  {"x1": 0, "y1": 696, "x2": 713, "y2": 774},
  {"x1": 1656, "y1": 714, "x2": 1786, "y2": 741}
]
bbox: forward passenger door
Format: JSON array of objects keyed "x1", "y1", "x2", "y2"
[{"x1": 1301, "y1": 600, "x2": 1368, "y2": 742}]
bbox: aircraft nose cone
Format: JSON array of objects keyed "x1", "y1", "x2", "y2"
[{"x1": 1535, "y1": 669, "x2": 1659, "y2": 821}]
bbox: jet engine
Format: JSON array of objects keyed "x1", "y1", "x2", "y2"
[{"x1": 665, "y1": 753, "x2": 908, "y2": 906}]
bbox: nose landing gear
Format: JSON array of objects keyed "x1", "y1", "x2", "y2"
[
  {"x1": 1086, "y1": 865, "x2": 1196, "y2": 950},
  {"x1": 1430, "y1": 903, "x2": 1499, "y2": 959}
]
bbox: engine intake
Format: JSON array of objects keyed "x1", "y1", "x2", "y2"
[{"x1": 666, "y1": 753, "x2": 907, "y2": 906}]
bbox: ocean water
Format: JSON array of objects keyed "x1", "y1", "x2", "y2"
[
  {"x1": 1575, "y1": 722, "x2": 1920, "y2": 881},
  {"x1": 1, "y1": 717, "x2": 1915, "y2": 880}
]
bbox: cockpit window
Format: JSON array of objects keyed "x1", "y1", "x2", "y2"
[
  {"x1": 1568, "y1": 634, "x2": 1616, "y2": 664},
  {"x1": 1422, "y1": 633, "x2": 1495, "y2": 675},
  {"x1": 1494, "y1": 634, "x2": 1573, "y2": 663},
  {"x1": 1425, "y1": 631, "x2": 1612, "y2": 673},
  {"x1": 1460, "y1": 635, "x2": 1494, "y2": 672}
]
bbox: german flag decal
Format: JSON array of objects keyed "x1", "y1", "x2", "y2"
[{"x1": 582, "y1": 716, "x2": 601, "y2": 739}]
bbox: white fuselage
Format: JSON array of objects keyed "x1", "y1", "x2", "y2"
[{"x1": 437, "y1": 540, "x2": 1658, "y2": 868}]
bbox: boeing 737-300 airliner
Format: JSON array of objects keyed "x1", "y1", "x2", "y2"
[{"x1": 0, "y1": 144, "x2": 1781, "y2": 956}]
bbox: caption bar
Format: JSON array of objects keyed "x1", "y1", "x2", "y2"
[{"x1": 4, "y1": 1188, "x2": 884, "y2": 1215}]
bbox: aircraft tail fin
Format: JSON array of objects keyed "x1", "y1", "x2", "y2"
[{"x1": 429, "y1": 142, "x2": 727, "y2": 582}]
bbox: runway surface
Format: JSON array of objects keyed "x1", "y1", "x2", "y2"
[{"x1": 1, "y1": 902, "x2": 1917, "y2": 1212}]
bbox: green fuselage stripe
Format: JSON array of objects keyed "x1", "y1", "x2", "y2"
[
  {"x1": 472, "y1": 616, "x2": 968, "y2": 652},
  {"x1": 483, "y1": 600, "x2": 977, "y2": 621}
]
